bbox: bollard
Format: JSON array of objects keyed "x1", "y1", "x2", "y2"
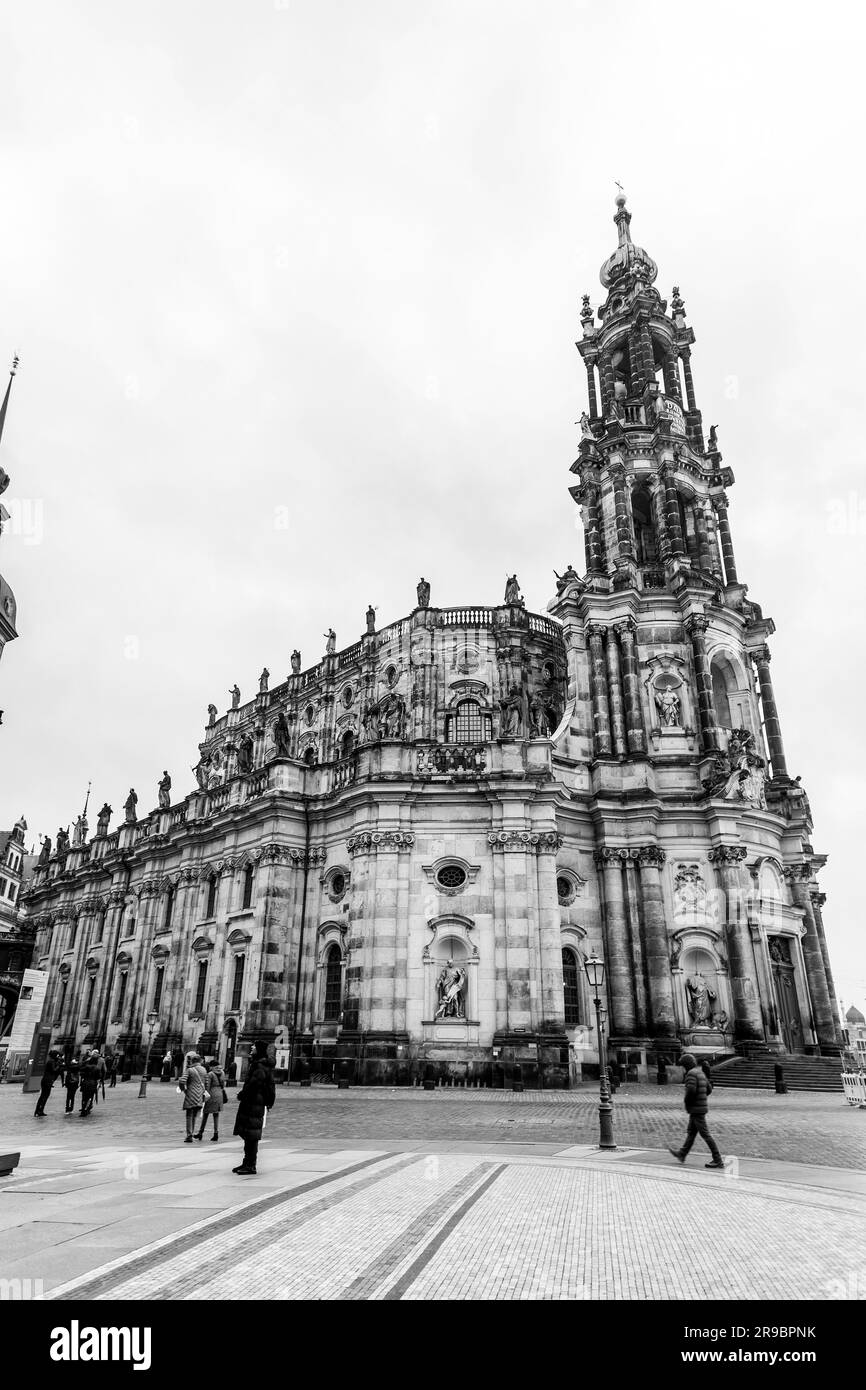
[
  {"x1": 337, "y1": 1060, "x2": 351, "y2": 1090},
  {"x1": 422, "y1": 1064, "x2": 436, "y2": 1091},
  {"x1": 297, "y1": 1055, "x2": 312, "y2": 1088},
  {"x1": 656, "y1": 1056, "x2": 669, "y2": 1086},
  {"x1": 774, "y1": 1063, "x2": 788, "y2": 1095},
  {"x1": 512, "y1": 1064, "x2": 524, "y2": 1093}
]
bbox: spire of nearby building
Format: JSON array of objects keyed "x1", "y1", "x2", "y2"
[
  {"x1": 0, "y1": 356, "x2": 19, "y2": 459},
  {"x1": 599, "y1": 193, "x2": 658, "y2": 290}
]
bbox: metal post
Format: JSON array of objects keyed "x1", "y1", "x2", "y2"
[
  {"x1": 593, "y1": 994, "x2": 616, "y2": 1149},
  {"x1": 137, "y1": 1016, "x2": 158, "y2": 1098}
]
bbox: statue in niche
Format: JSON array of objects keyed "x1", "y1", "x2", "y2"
[
  {"x1": 72, "y1": 815, "x2": 87, "y2": 847},
  {"x1": 670, "y1": 937, "x2": 683, "y2": 970},
  {"x1": 705, "y1": 728, "x2": 767, "y2": 809},
  {"x1": 434, "y1": 960, "x2": 467, "y2": 1020},
  {"x1": 499, "y1": 685, "x2": 523, "y2": 737},
  {"x1": 237, "y1": 733, "x2": 254, "y2": 774},
  {"x1": 38, "y1": 835, "x2": 52, "y2": 867},
  {"x1": 417, "y1": 577, "x2": 431, "y2": 608},
  {"x1": 769, "y1": 938, "x2": 789, "y2": 965},
  {"x1": 291, "y1": 650, "x2": 301, "y2": 674},
  {"x1": 124, "y1": 789, "x2": 138, "y2": 824},
  {"x1": 654, "y1": 686, "x2": 681, "y2": 727},
  {"x1": 96, "y1": 803, "x2": 112, "y2": 837},
  {"x1": 529, "y1": 692, "x2": 553, "y2": 738},
  {"x1": 158, "y1": 771, "x2": 172, "y2": 810},
  {"x1": 207, "y1": 754, "x2": 223, "y2": 789},
  {"x1": 554, "y1": 563, "x2": 581, "y2": 596},
  {"x1": 229, "y1": 684, "x2": 241, "y2": 710},
  {"x1": 366, "y1": 605, "x2": 376, "y2": 635},
  {"x1": 362, "y1": 704, "x2": 379, "y2": 743},
  {"x1": 324, "y1": 629, "x2": 336, "y2": 655},
  {"x1": 685, "y1": 973, "x2": 716, "y2": 1026},
  {"x1": 504, "y1": 574, "x2": 522, "y2": 605},
  {"x1": 272, "y1": 712, "x2": 292, "y2": 758},
  {"x1": 207, "y1": 703, "x2": 218, "y2": 728},
  {"x1": 193, "y1": 758, "x2": 210, "y2": 792},
  {"x1": 259, "y1": 668, "x2": 269, "y2": 694}
]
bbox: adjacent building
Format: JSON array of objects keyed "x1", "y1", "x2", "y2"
[{"x1": 20, "y1": 199, "x2": 841, "y2": 1084}]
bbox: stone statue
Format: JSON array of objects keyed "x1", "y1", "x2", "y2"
[
  {"x1": 124, "y1": 789, "x2": 138, "y2": 824},
  {"x1": 499, "y1": 685, "x2": 523, "y2": 737},
  {"x1": 654, "y1": 686, "x2": 681, "y2": 727},
  {"x1": 417, "y1": 577, "x2": 431, "y2": 608},
  {"x1": 554, "y1": 563, "x2": 580, "y2": 596},
  {"x1": 579, "y1": 411, "x2": 594, "y2": 440},
  {"x1": 366, "y1": 605, "x2": 376, "y2": 635},
  {"x1": 72, "y1": 815, "x2": 87, "y2": 847},
  {"x1": 670, "y1": 938, "x2": 683, "y2": 970},
  {"x1": 207, "y1": 754, "x2": 223, "y2": 789},
  {"x1": 291, "y1": 649, "x2": 301, "y2": 674},
  {"x1": 207, "y1": 703, "x2": 217, "y2": 727},
  {"x1": 158, "y1": 771, "x2": 172, "y2": 810},
  {"x1": 259, "y1": 668, "x2": 269, "y2": 694},
  {"x1": 237, "y1": 732, "x2": 254, "y2": 774},
  {"x1": 56, "y1": 826, "x2": 70, "y2": 855},
  {"x1": 769, "y1": 939, "x2": 786, "y2": 964},
  {"x1": 385, "y1": 694, "x2": 407, "y2": 739},
  {"x1": 193, "y1": 758, "x2": 209, "y2": 792},
  {"x1": 362, "y1": 704, "x2": 378, "y2": 743},
  {"x1": 706, "y1": 728, "x2": 767, "y2": 809},
  {"x1": 529, "y1": 692, "x2": 553, "y2": 738},
  {"x1": 229, "y1": 684, "x2": 241, "y2": 710},
  {"x1": 504, "y1": 574, "x2": 522, "y2": 605},
  {"x1": 38, "y1": 835, "x2": 52, "y2": 867},
  {"x1": 273, "y1": 712, "x2": 291, "y2": 758},
  {"x1": 96, "y1": 803, "x2": 112, "y2": 836},
  {"x1": 324, "y1": 629, "x2": 336, "y2": 655},
  {"x1": 708, "y1": 424, "x2": 719, "y2": 451},
  {"x1": 686, "y1": 973, "x2": 715, "y2": 1026},
  {"x1": 434, "y1": 960, "x2": 467, "y2": 1020}
]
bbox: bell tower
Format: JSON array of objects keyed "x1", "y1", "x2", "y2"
[{"x1": 550, "y1": 196, "x2": 841, "y2": 1062}]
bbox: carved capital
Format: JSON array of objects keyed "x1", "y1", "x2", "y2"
[
  {"x1": 487, "y1": 830, "x2": 563, "y2": 854},
  {"x1": 347, "y1": 831, "x2": 415, "y2": 857},
  {"x1": 593, "y1": 846, "x2": 628, "y2": 869},
  {"x1": 106, "y1": 887, "x2": 128, "y2": 907},
  {"x1": 612, "y1": 618, "x2": 636, "y2": 642},
  {"x1": 684, "y1": 614, "x2": 709, "y2": 638},
  {"x1": 810, "y1": 890, "x2": 827, "y2": 909},
  {"x1": 711, "y1": 491, "x2": 729, "y2": 512},
  {"x1": 783, "y1": 862, "x2": 813, "y2": 884},
  {"x1": 136, "y1": 878, "x2": 161, "y2": 899},
  {"x1": 708, "y1": 846, "x2": 748, "y2": 867},
  {"x1": 750, "y1": 645, "x2": 771, "y2": 666},
  {"x1": 216, "y1": 857, "x2": 237, "y2": 876},
  {"x1": 586, "y1": 623, "x2": 607, "y2": 644},
  {"x1": 636, "y1": 845, "x2": 666, "y2": 868},
  {"x1": 177, "y1": 866, "x2": 199, "y2": 886}
]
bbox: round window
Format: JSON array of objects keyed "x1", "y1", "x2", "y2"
[
  {"x1": 305, "y1": 705, "x2": 315, "y2": 725},
  {"x1": 557, "y1": 876, "x2": 573, "y2": 904},
  {"x1": 331, "y1": 872, "x2": 345, "y2": 898},
  {"x1": 437, "y1": 865, "x2": 467, "y2": 891},
  {"x1": 385, "y1": 665, "x2": 398, "y2": 687},
  {"x1": 342, "y1": 687, "x2": 354, "y2": 708}
]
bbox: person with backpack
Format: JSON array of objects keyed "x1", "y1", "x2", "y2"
[
  {"x1": 196, "y1": 1057, "x2": 227, "y2": 1142},
  {"x1": 668, "y1": 1053, "x2": 725, "y2": 1169}
]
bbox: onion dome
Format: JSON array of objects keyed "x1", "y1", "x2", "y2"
[{"x1": 599, "y1": 194, "x2": 658, "y2": 290}]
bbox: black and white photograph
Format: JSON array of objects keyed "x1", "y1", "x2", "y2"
[{"x1": 0, "y1": 0, "x2": 862, "y2": 1353}]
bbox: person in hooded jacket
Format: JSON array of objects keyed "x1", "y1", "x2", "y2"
[
  {"x1": 668, "y1": 1052, "x2": 725, "y2": 1168},
  {"x1": 79, "y1": 1052, "x2": 100, "y2": 1116},
  {"x1": 232, "y1": 1042, "x2": 275, "y2": 1175},
  {"x1": 196, "y1": 1057, "x2": 227, "y2": 1142}
]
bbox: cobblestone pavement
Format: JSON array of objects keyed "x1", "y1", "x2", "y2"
[{"x1": 2, "y1": 1084, "x2": 864, "y2": 1301}]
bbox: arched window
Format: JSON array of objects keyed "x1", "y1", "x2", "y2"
[
  {"x1": 323, "y1": 945, "x2": 342, "y2": 1021},
  {"x1": 55, "y1": 978, "x2": 68, "y2": 1026},
  {"x1": 631, "y1": 485, "x2": 658, "y2": 565},
  {"x1": 562, "y1": 948, "x2": 581, "y2": 1027},
  {"x1": 205, "y1": 877, "x2": 217, "y2": 919},
  {"x1": 230, "y1": 954, "x2": 245, "y2": 1011},
  {"x1": 194, "y1": 959, "x2": 208, "y2": 1014},
  {"x1": 340, "y1": 731, "x2": 355, "y2": 760},
  {"x1": 447, "y1": 699, "x2": 489, "y2": 744},
  {"x1": 304, "y1": 746, "x2": 317, "y2": 767},
  {"x1": 114, "y1": 970, "x2": 128, "y2": 1023},
  {"x1": 152, "y1": 965, "x2": 165, "y2": 1014},
  {"x1": 241, "y1": 864, "x2": 254, "y2": 911},
  {"x1": 83, "y1": 973, "x2": 97, "y2": 1020},
  {"x1": 163, "y1": 887, "x2": 175, "y2": 931}
]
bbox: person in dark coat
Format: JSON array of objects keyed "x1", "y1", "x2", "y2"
[
  {"x1": 34, "y1": 1051, "x2": 64, "y2": 1117},
  {"x1": 232, "y1": 1043, "x2": 275, "y2": 1175},
  {"x1": 79, "y1": 1052, "x2": 100, "y2": 1116},
  {"x1": 64, "y1": 1056, "x2": 81, "y2": 1113},
  {"x1": 109, "y1": 1053, "x2": 119, "y2": 1088},
  {"x1": 668, "y1": 1053, "x2": 724, "y2": 1168}
]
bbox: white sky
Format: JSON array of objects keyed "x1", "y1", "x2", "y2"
[{"x1": 0, "y1": 0, "x2": 863, "y2": 1014}]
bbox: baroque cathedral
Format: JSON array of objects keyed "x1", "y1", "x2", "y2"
[{"x1": 21, "y1": 197, "x2": 841, "y2": 1085}]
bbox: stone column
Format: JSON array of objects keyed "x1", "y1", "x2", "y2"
[
  {"x1": 685, "y1": 615, "x2": 719, "y2": 754},
  {"x1": 583, "y1": 485, "x2": 604, "y2": 574},
  {"x1": 94, "y1": 888, "x2": 128, "y2": 1040},
  {"x1": 650, "y1": 479, "x2": 669, "y2": 561},
  {"x1": 662, "y1": 352, "x2": 682, "y2": 402},
  {"x1": 345, "y1": 831, "x2": 414, "y2": 1079},
  {"x1": 693, "y1": 499, "x2": 713, "y2": 572},
  {"x1": 599, "y1": 351, "x2": 615, "y2": 415},
  {"x1": 712, "y1": 492, "x2": 738, "y2": 584},
  {"x1": 786, "y1": 867, "x2": 837, "y2": 1052},
  {"x1": 705, "y1": 500, "x2": 725, "y2": 580},
  {"x1": 587, "y1": 625, "x2": 612, "y2": 756},
  {"x1": 615, "y1": 620, "x2": 645, "y2": 754},
  {"x1": 610, "y1": 466, "x2": 634, "y2": 562},
  {"x1": 243, "y1": 844, "x2": 298, "y2": 1046},
  {"x1": 636, "y1": 847, "x2": 677, "y2": 1039},
  {"x1": 750, "y1": 646, "x2": 788, "y2": 779},
  {"x1": 622, "y1": 854, "x2": 648, "y2": 1034},
  {"x1": 708, "y1": 847, "x2": 764, "y2": 1043},
  {"x1": 680, "y1": 348, "x2": 697, "y2": 412},
  {"x1": 660, "y1": 466, "x2": 685, "y2": 557},
  {"x1": 585, "y1": 361, "x2": 599, "y2": 419},
  {"x1": 604, "y1": 625, "x2": 627, "y2": 756},
  {"x1": 594, "y1": 848, "x2": 636, "y2": 1038},
  {"x1": 810, "y1": 891, "x2": 843, "y2": 1046}
]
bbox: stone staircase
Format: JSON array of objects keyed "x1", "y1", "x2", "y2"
[{"x1": 710, "y1": 1055, "x2": 845, "y2": 1093}]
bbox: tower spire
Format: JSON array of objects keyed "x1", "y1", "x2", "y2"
[{"x1": 0, "y1": 356, "x2": 20, "y2": 457}]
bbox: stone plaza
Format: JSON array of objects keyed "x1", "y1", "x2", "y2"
[{"x1": 1, "y1": 1082, "x2": 863, "y2": 1302}]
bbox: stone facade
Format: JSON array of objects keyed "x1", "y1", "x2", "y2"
[{"x1": 19, "y1": 198, "x2": 841, "y2": 1084}]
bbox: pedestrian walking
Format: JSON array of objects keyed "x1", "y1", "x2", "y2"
[
  {"x1": 232, "y1": 1042, "x2": 275, "y2": 1176},
  {"x1": 172, "y1": 1046, "x2": 184, "y2": 1080},
  {"x1": 79, "y1": 1052, "x2": 100, "y2": 1116},
  {"x1": 34, "y1": 1050, "x2": 64, "y2": 1117},
  {"x1": 64, "y1": 1056, "x2": 81, "y2": 1113},
  {"x1": 196, "y1": 1057, "x2": 227, "y2": 1142},
  {"x1": 96, "y1": 1051, "x2": 107, "y2": 1101},
  {"x1": 668, "y1": 1052, "x2": 725, "y2": 1169},
  {"x1": 109, "y1": 1053, "x2": 119, "y2": 1088},
  {"x1": 161, "y1": 1049, "x2": 172, "y2": 1082},
  {"x1": 179, "y1": 1052, "x2": 208, "y2": 1142}
]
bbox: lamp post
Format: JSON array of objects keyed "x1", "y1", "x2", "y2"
[
  {"x1": 137, "y1": 1011, "x2": 160, "y2": 1099},
  {"x1": 584, "y1": 951, "x2": 616, "y2": 1150}
]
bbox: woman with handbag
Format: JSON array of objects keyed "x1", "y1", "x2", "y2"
[
  {"x1": 196, "y1": 1057, "x2": 227, "y2": 1142},
  {"x1": 179, "y1": 1053, "x2": 208, "y2": 1143}
]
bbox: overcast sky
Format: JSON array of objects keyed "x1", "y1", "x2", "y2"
[{"x1": 0, "y1": 0, "x2": 862, "y2": 1014}]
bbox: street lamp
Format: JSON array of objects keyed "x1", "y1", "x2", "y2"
[
  {"x1": 137, "y1": 1011, "x2": 160, "y2": 1098},
  {"x1": 584, "y1": 951, "x2": 616, "y2": 1150}
]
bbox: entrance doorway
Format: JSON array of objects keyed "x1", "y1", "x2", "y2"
[{"x1": 769, "y1": 939, "x2": 804, "y2": 1053}]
